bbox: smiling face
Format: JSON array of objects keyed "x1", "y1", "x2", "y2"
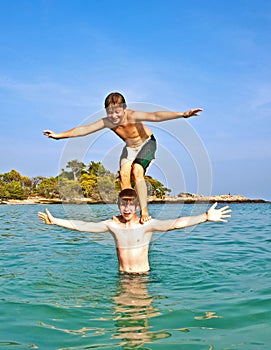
[
  {"x1": 118, "y1": 198, "x2": 138, "y2": 222},
  {"x1": 117, "y1": 188, "x2": 139, "y2": 222},
  {"x1": 106, "y1": 104, "x2": 126, "y2": 125}
]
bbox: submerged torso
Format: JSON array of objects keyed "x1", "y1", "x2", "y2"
[{"x1": 106, "y1": 219, "x2": 153, "y2": 273}]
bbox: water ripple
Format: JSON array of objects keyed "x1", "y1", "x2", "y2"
[{"x1": 1, "y1": 203, "x2": 271, "y2": 349}]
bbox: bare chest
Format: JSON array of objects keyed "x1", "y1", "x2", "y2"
[
  {"x1": 109, "y1": 225, "x2": 152, "y2": 249},
  {"x1": 113, "y1": 123, "x2": 150, "y2": 146}
]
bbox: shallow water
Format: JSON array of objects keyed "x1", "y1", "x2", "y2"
[{"x1": 0, "y1": 203, "x2": 271, "y2": 349}]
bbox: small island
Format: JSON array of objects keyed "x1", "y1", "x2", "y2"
[
  {"x1": 0, "y1": 162, "x2": 268, "y2": 205},
  {"x1": 149, "y1": 193, "x2": 268, "y2": 204},
  {"x1": 2, "y1": 192, "x2": 268, "y2": 205}
]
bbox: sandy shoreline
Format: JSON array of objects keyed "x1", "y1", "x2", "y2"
[{"x1": 0, "y1": 194, "x2": 268, "y2": 205}]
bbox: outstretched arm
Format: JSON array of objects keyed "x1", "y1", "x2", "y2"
[
  {"x1": 131, "y1": 108, "x2": 202, "y2": 123},
  {"x1": 149, "y1": 203, "x2": 231, "y2": 232},
  {"x1": 38, "y1": 209, "x2": 109, "y2": 233},
  {"x1": 43, "y1": 118, "x2": 107, "y2": 140},
  {"x1": 206, "y1": 202, "x2": 232, "y2": 222}
]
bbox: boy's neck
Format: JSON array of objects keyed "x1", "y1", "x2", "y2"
[{"x1": 120, "y1": 214, "x2": 140, "y2": 226}]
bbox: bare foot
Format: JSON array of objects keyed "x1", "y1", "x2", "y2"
[{"x1": 140, "y1": 210, "x2": 152, "y2": 224}]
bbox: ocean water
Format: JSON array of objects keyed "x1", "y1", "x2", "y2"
[{"x1": 0, "y1": 203, "x2": 271, "y2": 350}]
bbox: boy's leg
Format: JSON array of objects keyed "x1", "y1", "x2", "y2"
[
  {"x1": 132, "y1": 163, "x2": 151, "y2": 223},
  {"x1": 119, "y1": 159, "x2": 133, "y2": 189}
]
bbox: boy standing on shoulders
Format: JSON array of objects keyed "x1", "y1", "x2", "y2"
[
  {"x1": 38, "y1": 189, "x2": 231, "y2": 274},
  {"x1": 43, "y1": 92, "x2": 202, "y2": 223}
]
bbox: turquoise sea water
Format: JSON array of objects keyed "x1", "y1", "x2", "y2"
[{"x1": 0, "y1": 203, "x2": 271, "y2": 349}]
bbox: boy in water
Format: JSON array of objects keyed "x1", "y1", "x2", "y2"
[
  {"x1": 43, "y1": 92, "x2": 202, "y2": 223},
  {"x1": 38, "y1": 189, "x2": 231, "y2": 274}
]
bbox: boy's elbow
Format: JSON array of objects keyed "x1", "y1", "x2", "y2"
[{"x1": 153, "y1": 113, "x2": 162, "y2": 122}]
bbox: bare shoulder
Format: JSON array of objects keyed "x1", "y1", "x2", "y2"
[
  {"x1": 145, "y1": 218, "x2": 170, "y2": 232},
  {"x1": 127, "y1": 109, "x2": 155, "y2": 122},
  {"x1": 140, "y1": 218, "x2": 157, "y2": 233},
  {"x1": 102, "y1": 117, "x2": 112, "y2": 128},
  {"x1": 146, "y1": 218, "x2": 159, "y2": 227},
  {"x1": 126, "y1": 108, "x2": 150, "y2": 121},
  {"x1": 125, "y1": 109, "x2": 136, "y2": 121},
  {"x1": 111, "y1": 215, "x2": 123, "y2": 224},
  {"x1": 126, "y1": 108, "x2": 134, "y2": 115}
]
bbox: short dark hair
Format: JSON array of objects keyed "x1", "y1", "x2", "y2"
[
  {"x1": 118, "y1": 188, "x2": 138, "y2": 205},
  {"x1": 104, "y1": 92, "x2": 127, "y2": 109}
]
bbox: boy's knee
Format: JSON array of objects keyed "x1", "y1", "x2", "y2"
[
  {"x1": 131, "y1": 163, "x2": 144, "y2": 180},
  {"x1": 119, "y1": 167, "x2": 132, "y2": 187},
  {"x1": 119, "y1": 169, "x2": 129, "y2": 179}
]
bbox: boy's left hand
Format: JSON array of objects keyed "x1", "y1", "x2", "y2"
[
  {"x1": 207, "y1": 203, "x2": 232, "y2": 222},
  {"x1": 183, "y1": 108, "x2": 203, "y2": 118}
]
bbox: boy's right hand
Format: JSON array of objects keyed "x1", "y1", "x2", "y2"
[
  {"x1": 38, "y1": 209, "x2": 54, "y2": 225},
  {"x1": 43, "y1": 130, "x2": 60, "y2": 139}
]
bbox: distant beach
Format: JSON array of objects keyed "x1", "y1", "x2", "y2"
[{"x1": 1, "y1": 193, "x2": 268, "y2": 205}]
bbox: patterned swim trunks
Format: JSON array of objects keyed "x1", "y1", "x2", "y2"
[{"x1": 120, "y1": 134, "x2": 157, "y2": 172}]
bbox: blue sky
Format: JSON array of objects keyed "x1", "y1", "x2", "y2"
[{"x1": 1, "y1": 0, "x2": 271, "y2": 199}]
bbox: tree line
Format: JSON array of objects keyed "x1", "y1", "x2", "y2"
[{"x1": 0, "y1": 160, "x2": 171, "y2": 202}]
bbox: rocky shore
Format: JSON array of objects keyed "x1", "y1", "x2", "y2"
[
  {"x1": 0, "y1": 193, "x2": 269, "y2": 205},
  {"x1": 149, "y1": 193, "x2": 268, "y2": 204}
]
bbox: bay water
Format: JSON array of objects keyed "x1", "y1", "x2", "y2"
[{"x1": 0, "y1": 203, "x2": 270, "y2": 349}]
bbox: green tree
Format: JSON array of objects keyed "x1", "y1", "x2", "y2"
[
  {"x1": 21, "y1": 175, "x2": 32, "y2": 188},
  {"x1": 36, "y1": 177, "x2": 59, "y2": 198},
  {"x1": 80, "y1": 173, "x2": 96, "y2": 198},
  {"x1": 0, "y1": 171, "x2": 33, "y2": 199},
  {"x1": 0, "y1": 184, "x2": 10, "y2": 200},
  {"x1": 58, "y1": 178, "x2": 83, "y2": 201},
  {"x1": 145, "y1": 176, "x2": 171, "y2": 199},
  {"x1": 1, "y1": 169, "x2": 22, "y2": 183},
  {"x1": 66, "y1": 160, "x2": 86, "y2": 180},
  {"x1": 30, "y1": 176, "x2": 45, "y2": 194},
  {"x1": 58, "y1": 169, "x2": 74, "y2": 181},
  {"x1": 86, "y1": 161, "x2": 119, "y2": 201},
  {"x1": 5, "y1": 181, "x2": 29, "y2": 200},
  {"x1": 96, "y1": 173, "x2": 118, "y2": 202},
  {"x1": 88, "y1": 161, "x2": 111, "y2": 177},
  {"x1": 0, "y1": 162, "x2": 172, "y2": 202}
]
